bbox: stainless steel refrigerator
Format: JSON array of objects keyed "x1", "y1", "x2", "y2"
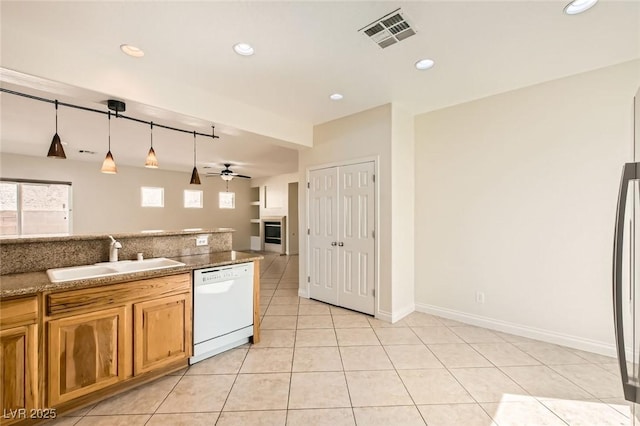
[{"x1": 614, "y1": 85, "x2": 640, "y2": 421}]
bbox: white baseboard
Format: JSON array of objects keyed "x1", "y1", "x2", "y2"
[
  {"x1": 415, "y1": 303, "x2": 616, "y2": 357},
  {"x1": 376, "y1": 309, "x2": 392, "y2": 322},
  {"x1": 392, "y1": 304, "x2": 415, "y2": 323},
  {"x1": 376, "y1": 305, "x2": 415, "y2": 323}
]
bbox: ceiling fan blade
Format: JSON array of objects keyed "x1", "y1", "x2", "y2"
[{"x1": 235, "y1": 174, "x2": 252, "y2": 179}]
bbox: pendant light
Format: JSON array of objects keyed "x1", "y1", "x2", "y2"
[
  {"x1": 145, "y1": 122, "x2": 158, "y2": 168},
  {"x1": 190, "y1": 131, "x2": 201, "y2": 185},
  {"x1": 47, "y1": 100, "x2": 66, "y2": 159},
  {"x1": 101, "y1": 111, "x2": 117, "y2": 174}
]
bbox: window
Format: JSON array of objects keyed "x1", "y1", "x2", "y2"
[
  {"x1": 0, "y1": 180, "x2": 71, "y2": 236},
  {"x1": 219, "y1": 192, "x2": 235, "y2": 209},
  {"x1": 184, "y1": 190, "x2": 203, "y2": 208},
  {"x1": 141, "y1": 187, "x2": 164, "y2": 208}
]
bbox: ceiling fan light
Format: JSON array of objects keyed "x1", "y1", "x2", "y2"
[
  {"x1": 221, "y1": 174, "x2": 233, "y2": 181},
  {"x1": 190, "y1": 167, "x2": 201, "y2": 185},
  {"x1": 47, "y1": 133, "x2": 66, "y2": 159},
  {"x1": 101, "y1": 150, "x2": 117, "y2": 174},
  {"x1": 145, "y1": 146, "x2": 158, "y2": 168}
]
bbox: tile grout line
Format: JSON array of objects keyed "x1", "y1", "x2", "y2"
[
  {"x1": 372, "y1": 325, "x2": 427, "y2": 425},
  {"x1": 325, "y1": 301, "x2": 356, "y2": 424},
  {"x1": 405, "y1": 318, "x2": 508, "y2": 425},
  {"x1": 214, "y1": 347, "x2": 252, "y2": 425},
  {"x1": 139, "y1": 368, "x2": 187, "y2": 425},
  {"x1": 277, "y1": 262, "x2": 293, "y2": 426}
]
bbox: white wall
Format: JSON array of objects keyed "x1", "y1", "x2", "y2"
[
  {"x1": 414, "y1": 60, "x2": 640, "y2": 354},
  {"x1": 0, "y1": 153, "x2": 251, "y2": 250},
  {"x1": 391, "y1": 104, "x2": 416, "y2": 321},
  {"x1": 250, "y1": 172, "x2": 299, "y2": 254},
  {"x1": 299, "y1": 104, "x2": 394, "y2": 316}
]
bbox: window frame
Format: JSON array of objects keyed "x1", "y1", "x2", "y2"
[
  {"x1": 219, "y1": 191, "x2": 235, "y2": 209},
  {"x1": 183, "y1": 189, "x2": 203, "y2": 209},
  {"x1": 0, "y1": 178, "x2": 72, "y2": 236},
  {"x1": 141, "y1": 186, "x2": 165, "y2": 208}
]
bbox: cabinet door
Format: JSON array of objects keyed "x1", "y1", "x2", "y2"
[
  {"x1": 48, "y1": 307, "x2": 128, "y2": 405},
  {"x1": 134, "y1": 294, "x2": 191, "y2": 375},
  {"x1": 0, "y1": 324, "x2": 38, "y2": 423}
]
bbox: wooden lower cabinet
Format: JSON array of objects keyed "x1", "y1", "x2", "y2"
[
  {"x1": 134, "y1": 293, "x2": 191, "y2": 375},
  {"x1": 0, "y1": 324, "x2": 38, "y2": 425},
  {"x1": 47, "y1": 306, "x2": 128, "y2": 406},
  {"x1": 44, "y1": 273, "x2": 192, "y2": 411}
]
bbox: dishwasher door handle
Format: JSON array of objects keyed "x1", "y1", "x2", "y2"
[{"x1": 196, "y1": 280, "x2": 235, "y2": 295}]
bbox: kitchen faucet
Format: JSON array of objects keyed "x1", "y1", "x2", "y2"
[{"x1": 108, "y1": 236, "x2": 122, "y2": 262}]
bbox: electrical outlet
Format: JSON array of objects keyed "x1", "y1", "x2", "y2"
[
  {"x1": 475, "y1": 291, "x2": 485, "y2": 304},
  {"x1": 196, "y1": 235, "x2": 208, "y2": 246}
]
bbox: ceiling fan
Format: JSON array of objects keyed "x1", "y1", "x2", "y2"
[{"x1": 204, "y1": 163, "x2": 252, "y2": 181}]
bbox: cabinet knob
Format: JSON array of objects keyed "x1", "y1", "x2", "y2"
[
  {"x1": 338, "y1": 242, "x2": 344, "y2": 247},
  {"x1": 331, "y1": 242, "x2": 337, "y2": 246}
]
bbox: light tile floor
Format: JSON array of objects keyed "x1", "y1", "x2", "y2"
[{"x1": 53, "y1": 254, "x2": 634, "y2": 425}]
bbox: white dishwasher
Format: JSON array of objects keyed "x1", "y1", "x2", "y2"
[{"x1": 190, "y1": 262, "x2": 254, "y2": 364}]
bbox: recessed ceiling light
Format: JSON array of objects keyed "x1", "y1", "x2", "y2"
[
  {"x1": 233, "y1": 43, "x2": 254, "y2": 56},
  {"x1": 329, "y1": 93, "x2": 344, "y2": 101},
  {"x1": 120, "y1": 44, "x2": 144, "y2": 58},
  {"x1": 415, "y1": 59, "x2": 435, "y2": 70},
  {"x1": 564, "y1": 0, "x2": 598, "y2": 15}
]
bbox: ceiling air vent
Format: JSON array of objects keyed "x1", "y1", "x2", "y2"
[{"x1": 359, "y1": 9, "x2": 416, "y2": 49}]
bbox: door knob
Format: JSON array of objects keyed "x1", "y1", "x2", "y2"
[
  {"x1": 338, "y1": 242, "x2": 344, "y2": 247},
  {"x1": 331, "y1": 242, "x2": 337, "y2": 246}
]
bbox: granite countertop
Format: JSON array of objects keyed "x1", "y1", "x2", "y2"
[
  {"x1": 0, "y1": 228, "x2": 235, "y2": 244},
  {"x1": 0, "y1": 251, "x2": 262, "y2": 298}
]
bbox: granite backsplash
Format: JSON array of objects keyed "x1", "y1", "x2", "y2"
[{"x1": 0, "y1": 230, "x2": 233, "y2": 275}]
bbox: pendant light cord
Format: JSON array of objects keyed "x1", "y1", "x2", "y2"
[
  {"x1": 150, "y1": 122, "x2": 154, "y2": 148},
  {"x1": 108, "y1": 111, "x2": 111, "y2": 150},
  {"x1": 54, "y1": 99, "x2": 58, "y2": 132},
  {"x1": 193, "y1": 131, "x2": 197, "y2": 166}
]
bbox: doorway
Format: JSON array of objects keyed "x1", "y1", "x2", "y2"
[
  {"x1": 306, "y1": 160, "x2": 376, "y2": 315},
  {"x1": 288, "y1": 182, "x2": 299, "y2": 255}
]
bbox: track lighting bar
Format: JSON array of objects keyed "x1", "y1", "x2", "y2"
[{"x1": 0, "y1": 88, "x2": 220, "y2": 140}]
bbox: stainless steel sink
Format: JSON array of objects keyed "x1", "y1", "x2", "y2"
[{"x1": 47, "y1": 258, "x2": 186, "y2": 283}]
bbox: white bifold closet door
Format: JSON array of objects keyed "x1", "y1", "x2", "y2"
[{"x1": 308, "y1": 161, "x2": 375, "y2": 315}]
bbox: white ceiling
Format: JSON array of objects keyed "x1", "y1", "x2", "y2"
[{"x1": 1, "y1": 1, "x2": 639, "y2": 174}]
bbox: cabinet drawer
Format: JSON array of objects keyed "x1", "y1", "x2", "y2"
[
  {"x1": 47, "y1": 273, "x2": 191, "y2": 316},
  {"x1": 0, "y1": 296, "x2": 38, "y2": 330}
]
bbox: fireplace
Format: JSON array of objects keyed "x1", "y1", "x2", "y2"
[{"x1": 262, "y1": 216, "x2": 286, "y2": 254}]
